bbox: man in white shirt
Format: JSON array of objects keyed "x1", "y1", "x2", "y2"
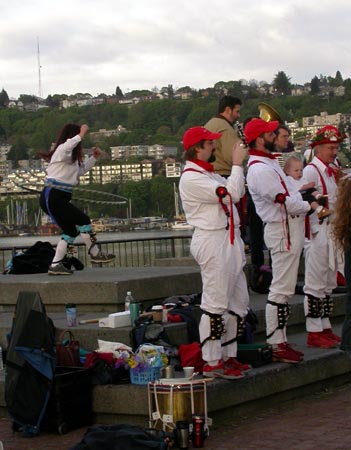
[
  {"x1": 179, "y1": 126, "x2": 250, "y2": 380},
  {"x1": 303, "y1": 125, "x2": 345, "y2": 348},
  {"x1": 245, "y1": 118, "x2": 324, "y2": 363}
]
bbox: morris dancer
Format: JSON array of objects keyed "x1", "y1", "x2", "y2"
[
  {"x1": 179, "y1": 126, "x2": 251, "y2": 379},
  {"x1": 40, "y1": 123, "x2": 115, "y2": 275},
  {"x1": 245, "y1": 118, "x2": 328, "y2": 363},
  {"x1": 303, "y1": 125, "x2": 345, "y2": 347}
]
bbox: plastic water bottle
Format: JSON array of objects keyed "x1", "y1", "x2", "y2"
[
  {"x1": 128, "y1": 293, "x2": 140, "y2": 327},
  {"x1": 125, "y1": 291, "x2": 133, "y2": 311},
  {"x1": 0, "y1": 346, "x2": 4, "y2": 371}
]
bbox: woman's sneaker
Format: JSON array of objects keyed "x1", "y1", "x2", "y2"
[
  {"x1": 90, "y1": 252, "x2": 115, "y2": 263},
  {"x1": 48, "y1": 262, "x2": 73, "y2": 275}
]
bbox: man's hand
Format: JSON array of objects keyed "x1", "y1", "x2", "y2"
[
  {"x1": 299, "y1": 181, "x2": 315, "y2": 191},
  {"x1": 232, "y1": 141, "x2": 248, "y2": 166}
]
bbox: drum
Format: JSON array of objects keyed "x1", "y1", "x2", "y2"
[{"x1": 148, "y1": 380, "x2": 206, "y2": 431}]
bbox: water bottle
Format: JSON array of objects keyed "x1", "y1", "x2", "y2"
[
  {"x1": 0, "y1": 346, "x2": 4, "y2": 371},
  {"x1": 128, "y1": 292, "x2": 140, "y2": 327},
  {"x1": 125, "y1": 291, "x2": 132, "y2": 311},
  {"x1": 65, "y1": 303, "x2": 77, "y2": 327}
]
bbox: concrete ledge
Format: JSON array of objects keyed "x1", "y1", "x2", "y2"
[
  {"x1": 0, "y1": 266, "x2": 349, "y2": 425},
  {"x1": 154, "y1": 257, "x2": 198, "y2": 267},
  {"x1": 0, "y1": 267, "x2": 202, "y2": 313},
  {"x1": 90, "y1": 346, "x2": 351, "y2": 421}
]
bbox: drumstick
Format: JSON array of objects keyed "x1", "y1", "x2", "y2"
[{"x1": 79, "y1": 319, "x2": 100, "y2": 324}]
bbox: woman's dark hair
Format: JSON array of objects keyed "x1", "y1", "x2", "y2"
[{"x1": 39, "y1": 123, "x2": 82, "y2": 163}]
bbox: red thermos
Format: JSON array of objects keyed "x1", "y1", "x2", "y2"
[{"x1": 192, "y1": 415, "x2": 205, "y2": 448}]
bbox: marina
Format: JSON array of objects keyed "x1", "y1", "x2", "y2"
[{"x1": 0, "y1": 229, "x2": 194, "y2": 273}]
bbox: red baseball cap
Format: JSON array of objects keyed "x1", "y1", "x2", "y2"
[
  {"x1": 182, "y1": 126, "x2": 222, "y2": 150},
  {"x1": 244, "y1": 118, "x2": 279, "y2": 144},
  {"x1": 310, "y1": 125, "x2": 345, "y2": 148}
]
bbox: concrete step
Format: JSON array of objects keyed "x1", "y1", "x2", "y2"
[
  {"x1": 0, "y1": 266, "x2": 202, "y2": 313},
  {"x1": 1, "y1": 326, "x2": 350, "y2": 426},
  {"x1": 0, "y1": 266, "x2": 349, "y2": 427},
  {"x1": 0, "y1": 290, "x2": 347, "y2": 351}
]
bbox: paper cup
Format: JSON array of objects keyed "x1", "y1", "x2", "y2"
[{"x1": 183, "y1": 366, "x2": 194, "y2": 378}]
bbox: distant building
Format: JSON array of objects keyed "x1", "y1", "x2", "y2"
[
  {"x1": 79, "y1": 161, "x2": 154, "y2": 184},
  {"x1": 90, "y1": 125, "x2": 128, "y2": 143},
  {"x1": 165, "y1": 160, "x2": 182, "y2": 178},
  {"x1": 302, "y1": 111, "x2": 345, "y2": 128},
  {"x1": 0, "y1": 144, "x2": 11, "y2": 161},
  {"x1": 0, "y1": 160, "x2": 12, "y2": 179},
  {"x1": 291, "y1": 85, "x2": 309, "y2": 96},
  {"x1": 110, "y1": 144, "x2": 168, "y2": 160}
]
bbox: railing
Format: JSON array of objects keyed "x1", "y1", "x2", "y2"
[{"x1": 0, "y1": 235, "x2": 192, "y2": 273}]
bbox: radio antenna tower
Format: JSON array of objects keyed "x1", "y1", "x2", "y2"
[{"x1": 37, "y1": 37, "x2": 43, "y2": 98}]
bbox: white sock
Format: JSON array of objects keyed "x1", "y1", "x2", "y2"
[
  {"x1": 52, "y1": 240, "x2": 68, "y2": 266},
  {"x1": 80, "y1": 233, "x2": 99, "y2": 256}
]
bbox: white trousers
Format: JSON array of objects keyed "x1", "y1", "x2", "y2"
[
  {"x1": 264, "y1": 217, "x2": 305, "y2": 345},
  {"x1": 191, "y1": 227, "x2": 249, "y2": 362},
  {"x1": 303, "y1": 222, "x2": 336, "y2": 332}
]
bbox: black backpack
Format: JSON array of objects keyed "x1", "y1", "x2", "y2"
[
  {"x1": 249, "y1": 265, "x2": 272, "y2": 294},
  {"x1": 5, "y1": 241, "x2": 55, "y2": 274},
  {"x1": 69, "y1": 424, "x2": 171, "y2": 450}
]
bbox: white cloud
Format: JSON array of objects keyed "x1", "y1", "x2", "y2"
[{"x1": 0, "y1": 0, "x2": 350, "y2": 97}]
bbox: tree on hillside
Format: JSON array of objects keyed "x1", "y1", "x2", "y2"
[
  {"x1": 18, "y1": 94, "x2": 38, "y2": 105},
  {"x1": 7, "y1": 137, "x2": 29, "y2": 167},
  {"x1": 0, "y1": 124, "x2": 6, "y2": 141},
  {"x1": 149, "y1": 176, "x2": 174, "y2": 216},
  {"x1": 0, "y1": 88, "x2": 9, "y2": 107},
  {"x1": 115, "y1": 86, "x2": 124, "y2": 99},
  {"x1": 272, "y1": 71, "x2": 291, "y2": 95},
  {"x1": 167, "y1": 84, "x2": 174, "y2": 100},
  {"x1": 310, "y1": 76, "x2": 320, "y2": 95},
  {"x1": 328, "y1": 70, "x2": 343, "y2": 87}
]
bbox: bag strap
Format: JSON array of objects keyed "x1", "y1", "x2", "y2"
[{"x1": 59, "y1": 329, "x2": 75, "y2": 342}]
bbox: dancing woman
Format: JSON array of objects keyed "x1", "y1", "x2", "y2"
[{"x1": 40, "y1": 123, "x2": 115, "y2": 275}]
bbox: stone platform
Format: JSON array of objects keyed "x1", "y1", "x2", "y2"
[
  {"x1": 0, "y1": 266, "x2": 350, "y2": 426},
  {"x1": 0, "y1": 266, "x2": 202, "y2": 313}
]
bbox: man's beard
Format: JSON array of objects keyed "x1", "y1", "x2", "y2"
[
  {"x1": 263, "y1": 138, "x2": 275, "y2": 152},
  {"x1": 208, "y1": 152, "x2": 216, "y2": 163}
]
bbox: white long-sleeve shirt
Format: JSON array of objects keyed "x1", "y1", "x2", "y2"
[
  {"x1": 45, "y1": 135, "x2": 97, "y2": 186},
  {"x1": 303, "y1": 156, "x2": 338, "y2": 233},
  {"x1": 247, "y1": 154, "x2": 310, "y2": 223},
  {"x1": 179, "y1": 161, "x2": 245, "y2": 230}
]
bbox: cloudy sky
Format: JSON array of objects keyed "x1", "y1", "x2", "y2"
[{"x1": 1, "y1": 0, "x2": 350, "y2": 99}]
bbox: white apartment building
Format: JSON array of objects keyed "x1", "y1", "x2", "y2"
[
  {"x1": 165, "y1": 162, "x2": 182, "y2": 178},
  {"x1": 79, "y1": 162, "x2": 153, "y2": 185},
  {"x1": 110, "y1": 144, "x2": 165, "y2": 160},
  {"x1": 302, "y1": 111, "x2": 344, "y2": 128}
]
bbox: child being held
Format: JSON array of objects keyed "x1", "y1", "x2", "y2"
[{"x1": 284, "y1": 154, "x2": 330, "y2": 220}]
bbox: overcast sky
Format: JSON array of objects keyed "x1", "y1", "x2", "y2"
[{"x1": 1, "y1": 0, "x2": 350, "y2": 99}]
